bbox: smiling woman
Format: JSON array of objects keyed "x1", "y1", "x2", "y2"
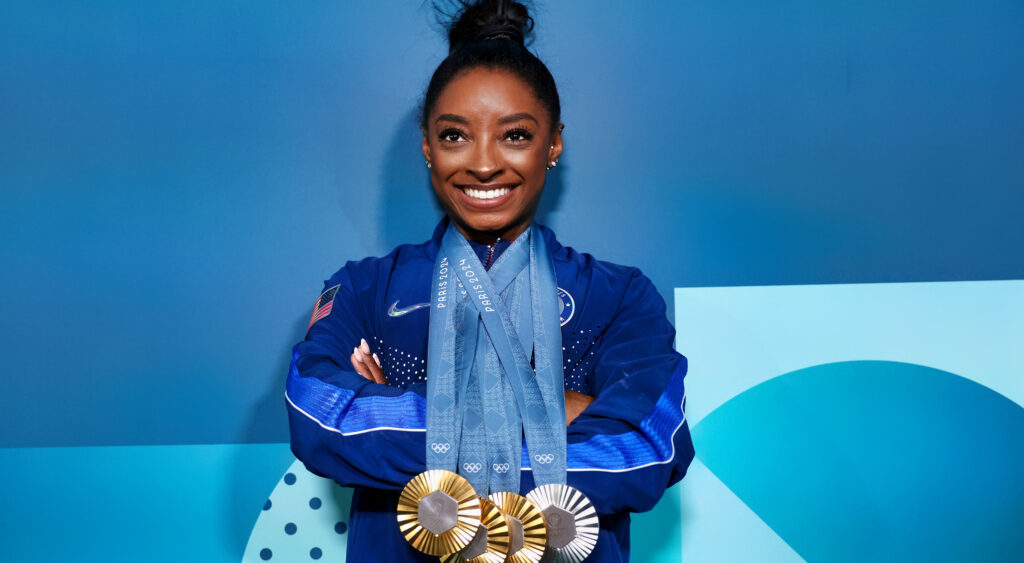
[
  {"x1": 425, "y1": 68, "x2": 562, "y2": 243},
  {"x1": 285, "y1": 1, "x2": 694, "y2": 561}
]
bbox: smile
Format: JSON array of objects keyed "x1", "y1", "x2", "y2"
[{"x1": 463, "y1": 186, "x2": 512, "y2": 200}]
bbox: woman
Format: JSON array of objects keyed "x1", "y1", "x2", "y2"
[{"x1": 286, "y1": 1, "x2": 693, "y2": 560}]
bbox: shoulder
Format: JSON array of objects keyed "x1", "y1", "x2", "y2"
[
  {"x1": 541, "y1": 225, "x2": 664, "y2": 326},
  {"x1": 543, "y1": 225, "x2": 654, "y2": 297}
]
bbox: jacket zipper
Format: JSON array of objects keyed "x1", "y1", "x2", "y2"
[{"x1": 485, "y1": 238, "x2": 500, "y2": 270}]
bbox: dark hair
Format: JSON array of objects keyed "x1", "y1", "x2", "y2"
[{"x1": 421, "y1": 0, "x2": 561, "y2": 130}]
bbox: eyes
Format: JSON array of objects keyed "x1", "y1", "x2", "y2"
[
  {"x1": 504, "y1": 128, "x2": 532, "y2": 143},
  {"x1": 437, "y1": 127, "x2": 534, "y2": 146},
  {"x1": 438, "y1": 128, "x2": 465, "y2": 143}
]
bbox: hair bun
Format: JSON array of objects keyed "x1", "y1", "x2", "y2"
[{"x1": 446, "y1": 0, "x2": 534, "y2": 52}]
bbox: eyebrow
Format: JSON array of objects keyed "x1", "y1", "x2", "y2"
[
  {"x1": 498, "y1": 112, "x2": 539, "y2": 125},
  {"x1": 435, "y1": 113, "x2": 469, "y2": 125},
  {"x1": 434, "y1": 112, "x2": 539, "y2": 125}
]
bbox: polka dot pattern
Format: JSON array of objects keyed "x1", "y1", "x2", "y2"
[
  {"x1": 243, "y1": 460, "x2": 351, "y2": 562},
  {"x1": 562, "y1": 324, "x2": 604, "y2": 394},
  {"x1": 371, "y1": 335, "x2": 427, "y2": 386},
  {"x1": 371, "y1": 320, "x2": 605, "y2": 395}
]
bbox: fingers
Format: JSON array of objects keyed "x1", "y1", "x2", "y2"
[
  {"x1": 360, "y1": 338, "x2": 387, "y2": 385},
  {"x1": 351, "y1": 338, "x2": 388, "y2": 385},
  {"x1": 366, "y1": 353, "x2": 386, "y2": 385},
  {"x1": 564, "y1": 389, "x2": 595, "y2": 426},
  {"x1": 350, "y1": 348, "x2": 373, "y2": 381}
]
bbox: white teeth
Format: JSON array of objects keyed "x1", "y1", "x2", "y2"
[{"x1": 464, "y1": 187, "x2": 511, "y2": 200}]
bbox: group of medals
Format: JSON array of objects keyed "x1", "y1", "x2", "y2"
[
  {"x1": 408, "y1": 228, "x2": 596, "y2": 560},
  {"x1": 398, "y1": 470, "x2": 599, "y2": 562}
]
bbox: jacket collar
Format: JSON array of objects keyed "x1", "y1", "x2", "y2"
[{"x1": 425, "y1": 217, "x2": 564, "y2": 262}]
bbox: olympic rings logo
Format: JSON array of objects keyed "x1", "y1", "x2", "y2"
[
  {"x1": 430, "y1": 442, "x2": 451, "y2": 454},
  {"x1": 534, "y1": 454, "x2": 555, "y2": 464},
  {"x1": 492, "y1": 463, "x2": 511, "y2": 473},
  {"x1": 463, "y1": 462, "x2": 483, "y2": 473}
]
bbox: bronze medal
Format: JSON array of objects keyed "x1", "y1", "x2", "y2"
[
  {"x1": 487, "y1": 491, "x2": 548, "y2": 563},
  {"x1": 440, "y1": 497, "x2": 512, "y2": 563}
]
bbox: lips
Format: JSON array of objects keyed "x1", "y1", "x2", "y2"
[{"x1": 456, "y1": 183, "x2": 517, "y2": 204}]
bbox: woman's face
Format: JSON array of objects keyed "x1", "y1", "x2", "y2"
[{"x1": 423, "y1": 67, "x2": 563, "y2": 243}]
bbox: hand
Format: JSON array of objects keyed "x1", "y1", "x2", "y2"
[
  {"x1": 564, "y1": 389, "x2": 594, "y2": 426},
  {"x1": 350, "y1": 338, "x2": 387, "y2": 385}
]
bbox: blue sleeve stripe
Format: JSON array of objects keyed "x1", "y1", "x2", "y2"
[
  {"x1": 287, "y1": 350, "x2": 686, "y2": 472},
  {"x1": 528, "y1": 360, "x2": 688, "y2": 473},
  {"x1": 286, "y1": 351, "x2": 426, "y2": 436}
]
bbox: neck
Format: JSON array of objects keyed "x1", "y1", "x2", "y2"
[{"x1": 452, "y1": 221, "x2": 530, "y2": 245}]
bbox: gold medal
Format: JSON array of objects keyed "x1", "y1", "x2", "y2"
[
  {"x1": 526, "y1": 484, "x2": 599, "y2": 563},
  {"x1": 440, "y1": 497, "x2": 512, "y2": 563},
  {"x1": 488, "y1": 491, "x2": 548, "y2": 563},
  {"x1": 397, "y1": 470, "x2": 482, "y2": 556}
]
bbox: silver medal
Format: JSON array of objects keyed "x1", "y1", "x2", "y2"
[{"x1": 526, "y1": 484, "x2": 599, "y2": 563}]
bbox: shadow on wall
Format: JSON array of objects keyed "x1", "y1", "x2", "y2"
[
  {"x1": 382, "y1": 107, "x2": 443, "y2": 248},
  {"x1": 377, "y1": 106, "x2": 568, "y2": 247},
  {"x1": 238, "y1": 314, "x2": 309, "y2": 446},
  {"x1": 633, "y1": 482, "x2": 686, "y2": 561},
  {"x1": 228, "y1": 313, "x2": 311, "y2": 555}
]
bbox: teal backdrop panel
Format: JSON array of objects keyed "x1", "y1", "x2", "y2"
[
  {"x1": 0, "y1": 444, "x2": 295, "y2": 562},
  {"x1": 675, "y1": 280, "x2": 1024, "y2": 562}
]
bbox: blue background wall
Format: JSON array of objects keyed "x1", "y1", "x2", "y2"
[{"x1": 1, "y1": 1, "x2": 1021, "y2": 561}]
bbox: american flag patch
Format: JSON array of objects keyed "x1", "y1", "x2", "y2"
[{"x1": 308, "y1": 285, "x2": 340, "y2": 330}]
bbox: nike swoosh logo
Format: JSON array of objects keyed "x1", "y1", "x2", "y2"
[{"x1": 387, "y1": 300, "x2": 431, "y2": 317}]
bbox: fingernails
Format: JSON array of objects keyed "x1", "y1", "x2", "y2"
[
  {"x1": 360, "y1": 338, "x2": 370, "y2": 354},
  {"x1": 353, "y1": 347, "x2": 363, "y2": 362},
  {"x1": 372, "y1": 353, "x2": 381, "y2": 367}
]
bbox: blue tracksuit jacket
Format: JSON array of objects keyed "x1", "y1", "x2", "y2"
[{"x1": 286, "y1": 221, "x2": 693, "y2": 561}]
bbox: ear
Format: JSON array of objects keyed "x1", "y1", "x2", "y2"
[
  {"x1": 548, "y1": 124, "x2": 564, "y2": 166},
  {"x1": 421, "y1": 127, "x2": 431, "y2": 166}
]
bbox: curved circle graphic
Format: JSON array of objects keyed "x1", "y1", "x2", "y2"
[{"x1": 692, "y1": 360, "x2": 1024, "y2": 563}]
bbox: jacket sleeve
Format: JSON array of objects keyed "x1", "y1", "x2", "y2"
[
  {"x1": 560, "y1": 268, "x2": 694, "y2": 515},
  {"x1": 286, "y1": 263, "x2": 426, "y2": 490}
]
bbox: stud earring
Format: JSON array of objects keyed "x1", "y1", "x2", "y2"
[
  {"x1": 546, "y1": 160, "x2": 558, "y2": 170},
  {"x1": 426, "y1": 160, "x2": 431, "y2": 169}
]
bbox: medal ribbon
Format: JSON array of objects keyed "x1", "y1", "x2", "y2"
[{"x1": 426, "y1": 223, "x2": 566, "y2": 494}]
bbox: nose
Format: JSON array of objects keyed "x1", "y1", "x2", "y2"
[{"x1": 467, "y1": 137, "x2": 501, "y2": 181}]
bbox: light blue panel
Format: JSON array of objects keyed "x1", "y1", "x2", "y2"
[
  {"x1": 0, "y1": 443, "x2": 294, "y2": 562},
  {"x1": 677, "y1": 459, "x2": 803, "y2": 563},
  {"x1": 675, "y1": 280, "x2": 1024, "y2": 426},
  {"x1": 674, "y1": 280, "x2": 1024, "y2": 562}
]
